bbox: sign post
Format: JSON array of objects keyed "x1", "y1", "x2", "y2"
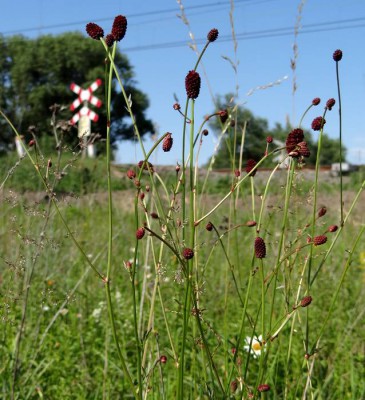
[{"x1": 70, "y1": 79, "x2": 102, "y2": 157}]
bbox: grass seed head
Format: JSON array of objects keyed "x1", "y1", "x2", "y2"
[
  {"x1": 86, "y1": 23, "x2": 104, "y2": 40},
  {"x1": 111, "y1": 15, "x2": 127, "y2": 41},
  {"x1": 185, "y1": 70, "x2": 201, "y2": 99},
  {"x1": 255, "y1": 237, "x2": 266, "y2": 258}
]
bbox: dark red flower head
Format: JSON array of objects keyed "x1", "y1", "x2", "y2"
[
  {"x1": 230, "y1": 380, "x2": 238, "y2": 393},
  {"x1": 285, "y1": 128, "x2": 304, "y2": 156},
  {"x1": 326, "y1": 98, "x2": 336, "y2": 110},
  {"x1": 160, "y1": 355, "x2": 167, "y2": 364},
  {"x1": 86, "y1": 23, "x2": 104, "y2": 40},
  {"x1": 313, "y1": 235, "x2": 327, "y2": 246},
  {"x1": 105, "y1": 34, "x2": 115, "y2": 47},
  {"x1": 173, "y1": 103, "x2": 181, "y2": 110},
  {"x1": 246, "y1": 159, "x2": 257, "y2": 177},
  {"x1": 297, "y1": 141, "x2": 310, "y2": 158},
  {"x1": 312, "y1": 97, "x2": 321, "y2": 106},
  {"x1": 254, "y1": 237, "x2": 266, "y2": 258},
  {"x1": 266, "y1": 135, "x2": 273, "y2": 143},
  {"x1": 333, "y1": 49, "x2": 343, "y2": 62},
  {"x1": 246, "y1": 220, "x2": 257, "y2": 227},
  {"x1": 300, "y1": 296, "x2": 312, "y2": 307},
  {"x1": 328, "y1": 224, "x2": 338, "y2": 233},
  {"x1": 182, "y1": 247, "x2": 194, "y2": 260},
  {"x1": 126, "y1": 169, "x2": 136, "y2": 179},
  {"x1": 112, "y1": 15, "x2": 127, "y2": 41},
  {"x1": 318, "y1": 206, "x2": 327, "y2": 218},
  {"x1": 218, "y1": 109, "x2": 228, "y2": 123},
  {"x1": 138, "y1": 160, "x2": 154, "y2": 173},
  {"x1": 311, "y1": 116, "x2": 326, "y2": 131},
  {"x1": 258, "y1": 384, "x2": 270, "y2": 392},
  {"x1": 206, "y1": 222, "x2": 213, "y2": 231},
  {"x1": 136, "y1": 227, "x2": 145, "y2": 240},
  {"x1": 207, "y1": 28, "x2": 219, "y2": 42},
  {"x1": 162, "y1": 133, "x2": 173, "y2": 152},
  {"x1": 202, "y1": 129, "x2": 209, "y2": 136},
  {"x1": 185, "y1": 70, "x2": 201, "y2": 99}
]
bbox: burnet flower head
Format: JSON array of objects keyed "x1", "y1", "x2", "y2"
[{"x1": 244, "y1": 334, "x2": 265, "y2": 358}]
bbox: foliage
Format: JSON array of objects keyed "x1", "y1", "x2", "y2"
[
  {"x1": 0, "y1": 33, "x2": 154, "y2": 153},
  {"x1": 209, "y1": 94, "x2": 346, "y2": 168},
  {"x1": 1, "y1": 12, "x2": 363, "y2": 400},
  {"x1": 0, "y1": 153, "x2": 127, "y2": 193}
]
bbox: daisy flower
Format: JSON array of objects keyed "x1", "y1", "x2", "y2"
[{"x1": 244, "y1": 335, "x2": 265, "y2": 358}]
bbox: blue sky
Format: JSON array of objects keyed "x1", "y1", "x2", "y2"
[{"x1": 1, "y1": 0, "x2": 365, "y2": 165}]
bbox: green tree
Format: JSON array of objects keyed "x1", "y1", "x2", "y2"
[
  {"x1": 0, "y1": 32, "x2": 154, "y2": 154},
  {"x1": 209, "y1": 95, "x2": 346, "y2": 168}
]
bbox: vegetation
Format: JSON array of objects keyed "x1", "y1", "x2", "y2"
[
  {"x1": 1, "y1": 11, "x2": 364, "y2": 400},
  {"x1": 0, "y1": 32, "x2": 154, "y2": 153},
  {"x1": 209, "y1": 95, "x2": 346, "y2": 168}
]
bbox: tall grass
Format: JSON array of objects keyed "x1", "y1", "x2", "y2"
[{"x1": 1, "y1": 8, "x2": 365, "y2": 400}]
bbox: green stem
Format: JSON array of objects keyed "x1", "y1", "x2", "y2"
[
  {"x1": 306, "y1": 112, "x2": 326, "y2": 353},
  {"x1": 195, "y1": 147, "x2": 286, "y2": 226},
  {"x1": 335, "y1": 61, "x2": 344, "y2": 225},
  {"x1": 104, "y1": 43, "x2": 140, "y2": 398},
  {"x1": 310, "y1": 224, "x2": 365, "y2": 355}
]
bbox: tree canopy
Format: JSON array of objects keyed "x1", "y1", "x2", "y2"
[
  {"x1": 209, "y1": 95, "x2": 346, "y2": 168},
  {"x1": 0, "y1": 32, "x2": 154, "y2": 153}
]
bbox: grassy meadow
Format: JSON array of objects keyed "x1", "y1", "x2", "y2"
[
  {"x1": 1, "y1": 156, "x2": 364, "y2": 399},
  {"x1": 1, "y1": 11, "x2": 365, "y2": 400}
]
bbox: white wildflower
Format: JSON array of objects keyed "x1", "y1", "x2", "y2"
[{"x1": 244, "y1": 335, "x2": 265, "y2": 358}]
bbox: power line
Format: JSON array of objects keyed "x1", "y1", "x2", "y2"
[
  {"x1": 2, "y1": 0, "x2": 274, "y2": 35},
  {"x1": 121, "y1": 17, "x2": 365, "y2": 52}
]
